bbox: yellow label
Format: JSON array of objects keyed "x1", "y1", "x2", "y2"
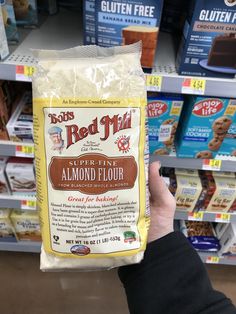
[
  {"x1": 225, "y1": 105, "x2": 236, "y2": 116},
  {"x1": 24, "y1": 66, "x2": 35, "y2": 77},
  {"x1": 146, "y1": 75, "x2": 162, "y2": 91},
  {"x1": 188, "y1": 212, "x2": 204, "y2": 221},
  {"x1": 216, "y1": 213, "x2": 230, "y2": 222},
  {"x1": 207, "y1": 256, "x2": 220, "y2": 264},
  {"x1": 202, "y1": 159, "x2": 222, "y2": 171},
  {"x1": 190, "y1": 79, "x2": 206, "y2": 93},
  {"x1": 34, "y1": 97, "x2": 147, "y2": 258},
  {"x1": 21, "y1": 199, "x2": 36, "y2": 210},
  {"x1": 16, "y1": 145, "x2": 34, "y2": 156}
]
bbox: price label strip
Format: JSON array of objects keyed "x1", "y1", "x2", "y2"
[
  {"x1": 21, "y1": 199, "x2": 36, "y2": 210},
  {"x1": 16, "y1": 145, "x2": 34, "y2": 158},
  {"x1": 215, "y1": 213, "x2": 230, "y2": 223},
  {"x1": 202, "y1": 159, "x2": 222, "y2": 171},
  {"x1": 188, "y1": 212, "x2": 204, "y2": 221},
  {"x1": 146, "y1": 75, "x2": 163, "y2": 92},
  {"x1": 206, "y1": 256, "x2": 220, "y2": 264},
  {"x1": 16, "y1": 65, "x2": 35, "y2": 82},
  {"x1": 182, "y1": 78, "x2": 206, "y2": 95}
]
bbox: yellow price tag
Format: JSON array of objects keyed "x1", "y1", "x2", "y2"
[
  {"x1": 16, "y1": 145, "x2": 34, "y2": 157},
  {"x1": 188, "y1": 212, "x2": 204, "y2": 221},
  {"x1": 24, "y1": 66, "x2": 35, "y2": 77},
  {"x1": 16, "y1": 65, "x2": 35, "y2": 81},
  {"x1": 207, "y1": 256, "x2": 220, "y2": 264},
  {"x1": 215, "y1": 213, "x2": 230, "y2": 222},
  {"x1": 182, "y1": 78, "x2": 206, "y2": 95},
  {"x1": 146, "y1": 75, "x2": 162, "y2": 92},
  {"x1": 21, "y1": 199, "x2": 36, "y2": 210},
  {"x1": 202, "y1": 159, "x2": 222, "y2": 171}
]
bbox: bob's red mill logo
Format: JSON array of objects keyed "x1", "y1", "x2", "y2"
[{"x1": 48, "y1": 111, "x2": 132, "y2": 148}]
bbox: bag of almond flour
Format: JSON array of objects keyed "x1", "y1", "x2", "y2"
[{"x1": 32, "y1": 43, "x2": 149, "y2": 271}]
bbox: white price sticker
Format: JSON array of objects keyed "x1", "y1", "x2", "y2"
[{"x1": 158, "y1": 125, "x2": 172, "y2": 142}]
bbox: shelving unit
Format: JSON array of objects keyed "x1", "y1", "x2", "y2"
[
  {"x1": 199, "y1": 252, "x2": 236, "y2": 266},
  {"x1": 0, "y1": 241, "x2": 41, "y2": 253},
  {"x1": 0, "y1": 194, "x2": 36, "y2": 210},
  {"x1": 0, "y1": 141, "x2": 34, "y2": 158},
  {"x1": 175, "y1": 210, "x2": 236, "y2": 223}
]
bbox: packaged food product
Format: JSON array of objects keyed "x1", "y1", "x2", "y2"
[
  {"x1": 219, "y1": 223, "x2": 236, "y2": 256},
  {"x1": 5, "y1": 157, "x2": 36, "y2": 194},
  {"x1": 83, "y1": 0, "x2": 96, "y2": 45},
  {"x1": 32, "y1": 43, "x2": 148, "y2": 270},
  {"x1": 6, "y1": 91, "x2": 33, "y2": 143},
  {"x1": 0, "y1": 209, "x2": 17, "y2": 242},
  {"x1": 176, "y1": 0, "x2": 236, "y2": 78},
  {"x1": 10, "y1": 210, "x2": 41, "y2": 241},
  {"x1": 1, "y1": 0, "x2": 19, "y2": 42},
  {"x1": 0, "y1": 6, "x2": 9, "y2": 60},
  {"x1": 214, "y1": 223, "x2": 229, "y2": 240},
  {"x1": 176, "y1": 96, "x2": 236, "y2": 158},
  {"x1": 180, "y1": 220, "x2": 220, "y2": 252},
  {"x1": 12, "y1": 0, "x2": 38, "y2": 27},
  {"x1": 206, "y1": 172, "x2": 236, "y2": 212},
  {"x1": 0, "y1": 157, "x2": 10, "y2": 195},
  {"x1": 147, "y1": 94, "x2": 183, "y2": 155},
  {"x1": 175, "y1": 168, "x2": 202, "y2": 211},
  {"x1": 196, "y1": 171, "x2": 216, "y2": 211}
]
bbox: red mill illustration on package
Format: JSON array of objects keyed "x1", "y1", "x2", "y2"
[{"x1": 32, "y1": 43, "x2": 148, "y2": 271}]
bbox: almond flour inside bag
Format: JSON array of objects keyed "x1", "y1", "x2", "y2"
[{"x1": 32, "y1": 43, "x2": 149, "y2": 271}]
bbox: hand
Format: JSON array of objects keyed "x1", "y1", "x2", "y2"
[{"x1": 148, "y1": 161, "x2": 176, "y2": 243}]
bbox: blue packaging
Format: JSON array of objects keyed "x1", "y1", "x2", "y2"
[
  {"x1": 13, "y1": 0, "x2": 38, "y2": 27},
  {"x1": 176, "y1": 96, "x2": 236, "y2": 159},
  {"x1": 148, "y1": 94, "x2": 184, "y2": 155},
  {"x1": 1, "y1": 0, "x2": 19, "y2": 43},
  {"x1": 83, "y1": 0, "x2": 96, "y2": 45},
  {"x1": 176, "y1": 0, "x2": 236, "y2": 78}
]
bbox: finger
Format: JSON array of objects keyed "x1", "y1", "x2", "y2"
[{"x1": 149, "y1": 161, "x2": 170, "y2": 203}]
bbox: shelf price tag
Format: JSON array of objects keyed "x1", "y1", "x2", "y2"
[
  {"x1": 16, "y1": 145, "x2": 34, "y2": 158},
  {"x1": 16, "y1": 65, "x2": 35, "y2": 82},
  {"x1": 146, "y1": 75, "x2": 163, "y2": 92},
  {"x1": 206, "y1": 256, "x2": 220, "y2": 264},
  {"x1": 188, "y1": 212, "x2": 204, "y2": 221},
  {"x1": 182, "y1": 78, "x2": 206, "y2": 95},
  {"x1": 215, "y1": 213, "x2": 230, "y2": 223},
  {"x1": 21, "y1": 199, "x2": 36, "y2": 210},
  {"x1": 202, "y1": 159, "x2": 222, "y2": 171}
]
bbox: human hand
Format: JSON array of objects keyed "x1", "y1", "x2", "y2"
[{"x1": 148, "y1": 161, "x2": 176, "y2": 243}]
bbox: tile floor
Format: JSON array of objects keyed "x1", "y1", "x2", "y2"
[{"x1": 0, "y1": 251, "x2": 235, "y2": 314}]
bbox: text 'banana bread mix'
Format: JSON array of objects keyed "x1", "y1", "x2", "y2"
[{"x1": 32, "y1": 43, "x2": 149, "y2": 271}]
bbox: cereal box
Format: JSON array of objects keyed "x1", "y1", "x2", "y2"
[
  {"x1": 10, "y1": 209, "x2": 41, "y2": 241},
  {"x1": 148, "y1": 94, "x2": 184, "y2": 155},
  {"x1": 1, "y1": 0, "x2": 19, "y2": 42},
  {"x1": 175, "y1": 168, "x2": 202, "y2": 212},
  {"x1": 176, "y1": 96, "x2": 236, "y2": 159},
  {"x1": 0, "y1": 209, "x2": 17, "y2": 242},
  {"x1": 0, "y1": 5, "x2": 9, "y2": 60},
  {"x1": 12, "y1": 0, "x2": 38, "y2": 27},
  {"x1": 0, "y1": 156, "x2": 10, "y2": 195},
  {"x1": 219, "y1": 223, "x2": 236, "y2": 256}
]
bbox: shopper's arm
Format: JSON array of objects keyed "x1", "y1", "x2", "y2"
[{"x1": 118, "y1": 162, "x2": 236, "y2": 314}]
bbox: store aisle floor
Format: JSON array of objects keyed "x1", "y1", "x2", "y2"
[{"x1": 0, "y1": 251, "x2": 236, "y2": 314}]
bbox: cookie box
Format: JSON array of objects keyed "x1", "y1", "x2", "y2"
[
  {"x1": 219, "y1": 223, "x2": 236, "y2": 256},
  {"x1": 1, "y1": 0, "x2": 19, "y2": 42},
  {"x1": 12, "y1": 0, "x2": 38, "y2": 27},
  {"x1": 176, "y1": 96, "x2": 236, "y2": 159},
  {"x1": 148, "y1": 94, "x2": 184, "y2": 155},
  {"x1": 176, "y1": 0, "x2": 236, "y2": 79},
  {"x1": 0, "y1": 209, "x2": 17, "y2": 242},
  {"x1": 175, "y1": 168, "x2": 202, "y2": 212},
  {"x1": 95, "y1": 0, "x2": 164, "y2": 68},
  {"x1": 5, "y1": 157, "x2": 36, "y2": 194},
  {"x1": 6, "y1": 91, "x2": 33, "y2": 143},
  {"x1": 83, "y1": 0, "x2": 96, "y2": 45},
  {"x1": 0, "y1": 156, "x2": 10, "y2": 195},
  {"x1": 206, "y1": 172, "x2": 236, "y2": 212},
  {"x1": 0, "y1": 6, "x2": 9, "y2": 60},
  {"x1": 10, "y1": 209, "x2": 41, "y2": 241}
]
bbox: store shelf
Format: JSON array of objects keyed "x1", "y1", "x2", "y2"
[
  {"x1": 0, "y1": 241, "x2": 41, "y2": 253},
  {"x1": 199, "y1": 252, "x2": 236, "y2": 266},
  {"x1": 175, "y1": 210, "x2": 236, "y2": 223},
  {"x1": 0, "y1": 194, "x2": 36, "y2": 210},
  {"x1": 0, "y1": 141, "x2": 34, "y2": 158}
]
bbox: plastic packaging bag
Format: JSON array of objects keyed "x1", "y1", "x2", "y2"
[{"x1": 32, "y1": 43, "x2": 149, "y2": 271}]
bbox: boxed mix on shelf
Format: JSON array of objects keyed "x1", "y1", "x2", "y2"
[
  {"x1": 180, "y1": 220, "x2": 220, "y2": 252},
  {"x1": 219, "y1": 223, "x2": 236, "y2": 256},
  {"x1": 218, "y1": 107, "x2": 236, "y2": 157},
  {"x1": 196, "y1": 171, "x2": 216, "y2": 211},
  {"x1": 6, "y1": 91, "x2": 33, "y2": 143},
  {"x1": 83, "y1": 0, "x2": 164, "y2": 68},
  {"x1": 1, "y1": 0, "x2": 19, "y2": 42},
  {"x1": 0, "y1": 6, "x2": 9, "y2": 60},
  {"x1": 0, "y1": 157, "x2": 10, "y2": 195},
  {"x1": 176, "y1": 0, "x2": 236, "y2": 78},
  {"x1": 148, "y1": 93, "x2": 184, "y2": 155},
  {"x1": 176, "y1": 96, "x2": 236, "y2": 159},
  {"x1": 10, "y1": 209, "x2": 41, "y2": 241},
  {"x1": 0, "y1": 209, "x2": 17, "y2": 242},
  {"x1": 5, "y1": 157, "x2": 36, "y2": 194},
  {"x1": 12, "y1": 0, "x2": 38, "y2": 27}
]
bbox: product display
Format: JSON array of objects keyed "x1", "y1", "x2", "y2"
[
  {"x1": 83, "y1": 0, "x2": 95, "y2": 45},
  {"x1": 10, "y1": 209, "x2": 41, "y2": 241},
  {"x1": 0, "y1": 157, "x2": 10, "y2": 195},
  {"x1": 0, "y1": 6, "x2": 9, "y2": 60},
  {"x1": 12, "y1": 0, "x2": 38, "y2": 26},
  {"x1": 6, "y1": 91, "x2": 33, "y2": 143},
  {"x1": 218, "y1": 106, "x2": 236, "y2": 156},
  {"x1": 1, "y1": 0, "x2": 19, "y2": 42},
  {"x1": 0, "y1": 81, "x2": 10, "y2": 140},
  {"x1": 181, "y1": 220, "x2": 220, "y2": 252},
  {"x1": 0, "y1": 209, "x2": 17, "y2": 242},
  {"x1": 147, "y1": 93, "x2": 183, "y2": 155},
  {"x1": 219, "y1": 223, "x2": 236, "y2": 256},
  {"x1": 5, "y1": 157, "x2": 36, "y2": 194},
  {"x1": 32, "y1": 43, "x2": 148, "y2": 270},
  {"x1": 215, "y1": 223, "x2": 229, "y2": 240},
  {"x1": 197, "y1": 171, "x2": 216, "y2": 211},
  {"x1": 177, "y1": 0, "x2": 236, "y2": 78},
  {"x1": 176, "y1": 96, "x2": 236, "y2": 158}
]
